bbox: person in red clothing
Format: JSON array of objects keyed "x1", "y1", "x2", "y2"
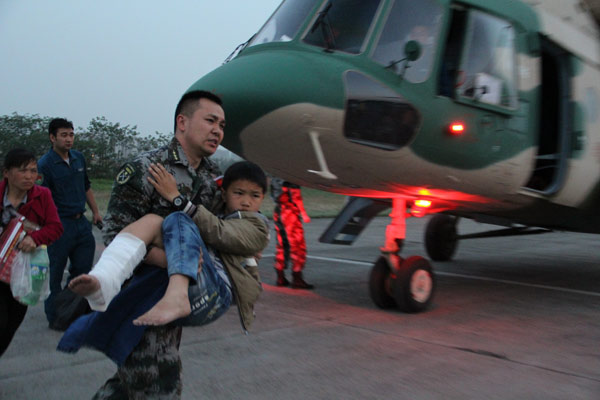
[
  {"x1": 271, "y1": 177, "x2": 313, "y2": 289},
  {"x1": 0, "y1": 148, "x2": 63, "y2": 357}
]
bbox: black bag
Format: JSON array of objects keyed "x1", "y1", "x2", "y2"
[{"x1": 50, "y1": 288, "x2": 91, "y2": 331}]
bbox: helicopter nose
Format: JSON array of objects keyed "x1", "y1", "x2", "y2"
[
  {"x1": 189, "y1": 50, "x2": 421, "y2": 157},
  {"x1": 187, "y1": 50, "x2": 345, "y2": 155}
]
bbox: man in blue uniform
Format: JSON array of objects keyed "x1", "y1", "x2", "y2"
[{"x1": 38, "y1": 118, "x2": 103, "y2": 329}]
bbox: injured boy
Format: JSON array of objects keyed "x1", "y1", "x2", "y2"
[{"x1": 69, "y1": 160, "x2": 270, "y2": 329}]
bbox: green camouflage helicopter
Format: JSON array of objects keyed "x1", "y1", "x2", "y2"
[{"x1": 189, "y1": 0, "x2": 600, "y2": 312}]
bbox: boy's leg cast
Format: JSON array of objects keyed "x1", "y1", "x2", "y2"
[
  {"x1": 69, "y1": 214, "x2": 164, "y2": 311},
  {"x1": 71, "y1": 232, "x2": 147, "y2": 311}
]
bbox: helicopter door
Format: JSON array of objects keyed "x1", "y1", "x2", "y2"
[{"x1": 524, "y1": 38, "x2": 571, "y2": 194}]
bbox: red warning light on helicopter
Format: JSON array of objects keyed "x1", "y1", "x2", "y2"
[
  {"x1": 411, "y1": 199, "x2": 432, "y2": 217},
  {"x1": 449, "y1": 122, "x2": 465, "y2": 135}
]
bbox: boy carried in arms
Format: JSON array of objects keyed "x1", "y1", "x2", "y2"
[{"x1": 68, "y1": 160, "x2": 269, "y2": 330}]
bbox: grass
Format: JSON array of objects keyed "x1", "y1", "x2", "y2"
[{"x1": 89, "y1": 179, "x2": 348, "y2": 219}]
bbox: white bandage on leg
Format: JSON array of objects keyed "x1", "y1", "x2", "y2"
[{"x1": 86, "y1": 232, "x2": 147, "y2": 311}]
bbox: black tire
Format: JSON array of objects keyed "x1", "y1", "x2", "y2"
[
  {"x1": 392, "y1": 256, "x2": 435, "y2": 313},
  {"x1": 368, "y1": 256, "x2": 397, "y2": 309},
  {"x1": 425, "y1": 214, "x2": 458, "y2": 261}
]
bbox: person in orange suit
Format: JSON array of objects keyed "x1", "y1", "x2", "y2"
[{"x1": 270, "y1": 178, "x2": 313, "y2": 289}]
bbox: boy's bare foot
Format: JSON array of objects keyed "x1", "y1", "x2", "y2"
[
  {"x1": 68, "y1": 274, "x2": 101, "y2": 297},
  {"x1": 133, "y1": 291, "x2": 191, "y2": 326}
]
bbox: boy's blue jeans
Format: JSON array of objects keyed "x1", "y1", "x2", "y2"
[{"x1": 162, "y1": 212, "x2": 232, "y2": 327}]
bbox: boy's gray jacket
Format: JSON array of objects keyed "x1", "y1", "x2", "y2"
[{"x1": 192, "y1": 205, "x2": 270, "y2": 331}]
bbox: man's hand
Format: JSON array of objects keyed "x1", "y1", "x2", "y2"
[
  {"x1": 92, "y1": 212, "x2": 103, "y2": 226},
  {"x1": 148, "y1": 163, "x2": 180, "y2": 201}
]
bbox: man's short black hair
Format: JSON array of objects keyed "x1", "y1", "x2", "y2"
[
  {"x1": 222, "y1": 161, "x2": 267, "y2": 194},
  {"x1": 3, "y1": 148, "x2": 37, "y2": 170},
  {"x1": 48, "y1": 118, "x2": 74, "y2": 136},
  {"x1": 173, "y1": 90, "x2": 223, "y2": 133}
]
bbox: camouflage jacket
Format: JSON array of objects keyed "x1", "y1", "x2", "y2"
[
  {"x1": 97, "y1": 137, "x2": 221, "y2": 399},
  {"x1": 103, "y1": 137, "x2": 221, "y2": 244}
]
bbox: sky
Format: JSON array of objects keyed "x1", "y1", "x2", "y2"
[{"x1": 0, "y1": 0, "x2": 282, "y2": 136}]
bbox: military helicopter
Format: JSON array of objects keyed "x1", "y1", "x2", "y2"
[{"x1": 189, "y1": 0, "x2": 600, "y2": 312}]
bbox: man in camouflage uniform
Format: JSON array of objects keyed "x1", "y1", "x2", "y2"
[{"x1": 93, "y1": 90, "x2": 225, "y2": 399}]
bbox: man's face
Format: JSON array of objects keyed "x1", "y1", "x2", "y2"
[
  {"x1": 179, "y1": 98, "x2": 225, "y2": 158},
  {"x1": 223, "y1": 179, "x2": 265, "y2": 214},
  {"x1": 50, "y1": 127, "x2": 75, "y2": 153}
]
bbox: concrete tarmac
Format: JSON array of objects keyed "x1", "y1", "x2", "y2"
[{"x1": 1, "y1": 216, "x2": 599, "y2": 399}]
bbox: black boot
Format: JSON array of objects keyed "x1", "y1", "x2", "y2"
[
  {"x1": 292, "y1": 271, "x2": 314, "y2": 290},
  {"x1": 276, "y1": 269, "x2": 289, "y2": 287}
]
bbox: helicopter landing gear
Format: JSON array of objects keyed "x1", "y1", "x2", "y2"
[
  {"x1": 368, "y1": 199, "x2": 436, "y2": 312},
  {"x1": 425, "y1": 214, "x2": 458, "y2": 261}
]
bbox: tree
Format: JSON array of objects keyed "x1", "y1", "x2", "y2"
[
  {"x1": 0, "y1": 113, "x2": 51, "y2": 161},
  {"x1": 0, "y1": 113, "x2": 170, "y2": 179},
  {"x1": 78, "y1": 117, "x2": 170, "y2": 179}
]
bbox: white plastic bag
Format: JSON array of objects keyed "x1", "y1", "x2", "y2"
[{"x1": 10, "y1": 251, "x2": 32, "y2": 303}]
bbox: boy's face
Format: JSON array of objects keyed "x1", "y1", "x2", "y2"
[{"x1": 223, "y1": 179, "x2": 265, "y2": 214}]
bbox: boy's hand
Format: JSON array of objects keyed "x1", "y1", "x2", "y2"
[{"x1": 148, "y1": 163, "x2": 180, "y2": 201}]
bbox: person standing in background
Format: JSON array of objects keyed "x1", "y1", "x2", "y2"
[
  {"x1": 37, "y1": 118, "x2": 102, "y2": 330},
  {"x1": 271, "y1": 177, "x2": 313, "y2": 289}
]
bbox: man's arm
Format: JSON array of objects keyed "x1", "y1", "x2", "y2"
[
  {"x1": 102, "y1": 162, "x2": 154, "y2": 245},
  {"x1": 85, "y1": 188, "x2": 102, "y2": 225},
  {"x1": 290, "y1": 187, "x2": 311, "y2": 223},
  {"x1": 103, "y1": 160, "x2": 171, "y2": 268}
]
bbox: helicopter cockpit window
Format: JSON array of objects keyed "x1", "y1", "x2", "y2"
[
  {"x1": 458, "y1": 11, "x2": 518, "y2": 108},
  {"x1": 249, "y1": 0, "x2": 318, "y2": 46},
  {"x1": 303, "y1": 0, "x2": 382, "y2": 54},
  {"x1": 370, "y1": 0, "x2": 443, "y2": 83}
]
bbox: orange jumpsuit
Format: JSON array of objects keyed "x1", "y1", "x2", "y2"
[{"x1": 271, "y1": 179, "x2": 310, "y2": 273}]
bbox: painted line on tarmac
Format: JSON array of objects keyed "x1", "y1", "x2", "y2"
[{"x1": 301, "y1": 254, "x2": 600, "y2": 298}]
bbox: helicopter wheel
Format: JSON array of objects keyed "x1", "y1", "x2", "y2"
[
  {"x1": 392, "y1": 256, "x2": 435, "y2": 313},
  {"x1": 368, "y1": 256, "x2": 397, "y2": 309},
  {"x1": 425, "y1": 214, "x2": 458, "y2": 261}
]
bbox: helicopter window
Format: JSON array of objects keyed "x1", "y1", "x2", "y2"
[
  {"x1": 458, "y1": 11, "x2": 518, "y2": 108},
  {"x1": 343, "y1": 71, "x2": 420, "y2": 150},
  {"x1": 370, "y1": 0, "x2": 443, "y2": 83},
  {"x1": 303, "y1": 0, "x2": 382, "y2": 54},
  {"x1": 249, "y1": 0, "x2": 318, "y2": 46}
]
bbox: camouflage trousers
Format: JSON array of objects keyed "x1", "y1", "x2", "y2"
[{"x1": 92, "y1": 325, "x2": 183, "y2": 400}]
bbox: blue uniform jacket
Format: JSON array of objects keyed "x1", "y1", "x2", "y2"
[{"x1": 38, "y1": 149, "x2": 90, "y2": 218}]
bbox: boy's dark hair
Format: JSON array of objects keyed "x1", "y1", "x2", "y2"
[
  {"x1": 174, "y1": 90, "x2": 223, "y2": 133},
  {"x1": 3, "y1": 148, "x2": 37, "y2": 170},
  {"x1": 222, "y1": 161, "x2": 267, "y2": 194},
  {"x1": 48, "y1": 118, "x2": 74, "y2": 136}
]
